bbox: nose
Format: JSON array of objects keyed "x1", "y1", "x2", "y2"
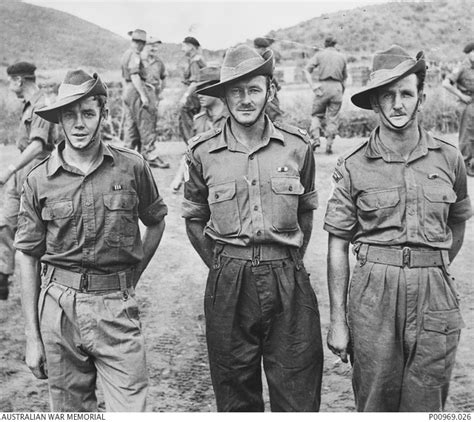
[
  {"x1": 240, "y1": 89, "x2": 251, "y2": 104},
  {"x1": 73, "y1": 114, "x2": 85, "y2": 128},
  {"x1": 393, "y1": 92, "x2": 403, "y2": 110}
]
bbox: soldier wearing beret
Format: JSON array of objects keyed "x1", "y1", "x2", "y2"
[
  {"x1": 253, "y1": 37, "x2": 284, "y2": 122},
  {"x1": 0, "y1": 62, "x2": 58, "y2": 300},
  {"x1": 183, "y1": 45, "x2": 323, "y2": 412},
  {"x1": 325, "y1": 45, "x2": 472, "y2": 411},
  {"x1": 443, "y1": 42, "x2": 474, "y2": 176},
  {"x1": 121, "y1": 29, "x2": 169, "y2": 168},
  {"x1": 178, "y1": 36, "x2": 207, "y2": 143},
  {"x1": 304, "y1": 36, "x2": 347, "y2": 154},
  {"x1": 15, "y1": 70, "x2": 167, "y2": 411}
]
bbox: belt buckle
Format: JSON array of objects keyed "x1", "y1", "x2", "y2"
[
  {"x1": 79, "y1": 273, "x2": 89, "y2": 292},
  {"x1": 402, "y1": 247, "x2": 411, "y2": 267}
]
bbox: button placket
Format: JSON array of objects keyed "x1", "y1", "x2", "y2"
[{"x1": 247, "y1": 153, "x2": 264, "y2": 240}]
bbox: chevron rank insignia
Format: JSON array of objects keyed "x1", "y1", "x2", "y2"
[{"x1": 332, "y1": 168, "x2": 343, "y2": 183}]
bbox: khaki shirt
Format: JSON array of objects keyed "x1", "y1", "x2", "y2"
[
  {"x1": 183, "y1": 117, "x2": 318, "y2": 248},
  {"x1": 182, "y1": 53, "x2": 206, "y2": 85},
  {"x1": 193, "y1": 108, "x2": 228, "y2": 136},
  {"x1": 121, "y1": 48, "x2": 146, "y2": 82},
  {"x1": 15, "y1": 142, "x2": 167, "y2": 274},
  {"x1": 448, "y1": 60, "x2": 474, "y2": 96},
  {"x1": 324, "y1": 127, "x2": 472, "y2": 249},
  {"x1": 145, "y1": 57, "x2": 167, "y2": 89},
  {"x1": 306, "y1": 47, "x2": 347, "y2": 83},
  {"x1": 18, "y1": 90, "x2": 57, "y2": 154}
]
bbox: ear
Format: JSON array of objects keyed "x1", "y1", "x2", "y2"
[
  {"x1": 101, "y1": 106, "x2": 109, "y2": 120},
  {"x1": 369, "y1": 92, "x2": 379, "y2": 114},
  {"x1": 267, "y1": 81, "x2": 276, "y2": 102},
  {"x1": 418, "y1": 90, "x2": 426, "y2": 110}
]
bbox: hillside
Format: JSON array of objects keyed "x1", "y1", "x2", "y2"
[{"x1": 266, "y1": 0, "x2": 474, "y2": 63}]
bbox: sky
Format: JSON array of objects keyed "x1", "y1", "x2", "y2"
[{"x1": 25, "y1": 0, "x2": 391, "y2": 50}]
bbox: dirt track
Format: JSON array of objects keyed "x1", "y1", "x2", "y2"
[{"x1": 0, "y1": 136, "x2": 472, "y2": 412}]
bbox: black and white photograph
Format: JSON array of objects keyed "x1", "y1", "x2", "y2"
[{"x1": 0, "y1": 0, "x2": 472, "y2": 414}]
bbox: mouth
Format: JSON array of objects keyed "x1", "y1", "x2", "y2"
[{"x1": 72, "y1": 134, "x2": 88, "y2": 140}]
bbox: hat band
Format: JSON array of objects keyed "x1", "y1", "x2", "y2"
[
  {"x1": 57, "y1": 79, "x2": 96, "y2": 100},
  {"x1": 220, "y1": 57, "x2": 266, "y2": 82},
  {"x1": 369, "y1": 59, "x2": 416, "y2": 83}
]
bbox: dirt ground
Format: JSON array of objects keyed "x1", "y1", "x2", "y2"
[{"x1": 0, "y1": 134, "x2": 472, "y2": 412}]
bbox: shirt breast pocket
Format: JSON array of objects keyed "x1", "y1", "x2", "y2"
[
  {"x1": 271, "y1": 176, "x2": 304, "y2": 232},
  {"x1": 208, "y1": 181, "x2": 241, "y2": 236},
  {"x1": 356, "y1": 188, "x2": 401, "y2": 234},
  {"x1": 103, "y1": 192, "x2": 139, "y2": 248},
  {"x1": 423, "y1": 186, "x2": 456, "y2": 242},
  {"x1": 41, "y1": 199, "x2": 77, "y2": 253}
]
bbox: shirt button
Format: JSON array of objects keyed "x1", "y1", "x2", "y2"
[
  {"x1": 86, "y1": 202, "x2": 92, "y2": 207},
  {"x1": 251, "y1": 180, "x2": 257, "y2": 186},
  {"x1": 215, "y1": 193, "x2": 219, "y2": 199},
  {"x1": 289, "y1": 186, "x2": 293, "y2": 191},
  {"x1": 408, "y1": 209, "x2": 415, "y2": 215},
  {"x1": 256, "y1": 230, "x2": 262, "y2": 236},
  {"x1": 249, "y1": 155, "x2": 254, "y2": 160},
  {"x1": 254, "y1": 205, "x2": 258, "y2": 211}
]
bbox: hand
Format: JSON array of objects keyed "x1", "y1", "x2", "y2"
[
  {"x1": 25, "y1": 336, "x2": 48, "y2": 379},
  {"x1": 141, "y1": 95, "x2": 150, "y2": 109},
  {"x1": 313, "y1": 84, "x2": 323, "y2": 96},
  {"x1": 0, "y1": 168, "x2": 13, "y2": 185},
  {"x1": 327, "y1": 320, "x2": 350, "y2": 363}
]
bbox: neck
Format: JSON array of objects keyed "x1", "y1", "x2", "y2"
[
  {"x1": 378, "y1": 121, "x2": 420, "y2": 160},
  {"x1": 63, "y1": 137, "x2": 102, "y2": 174},
  {"x1": 229, "y1": 114, "x2": 266, "y2": 148}
]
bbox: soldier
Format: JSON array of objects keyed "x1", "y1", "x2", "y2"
[
  {"x1": 304, "y1": 36, "x2": 347, "y2": 154},
  {"x1": 253, "y1": 37, "x2": 284, "y2": 122},
  {"x1": 170, "y1": 66, "x2": 226, "y2": 193},
  {"x1": 183, "y1": 45, "x2": 323, "y2": 411},
  {"x1": 144, "y1": 36, "x2": 167, "y2": 111},
  {"x1": 0, "y1": 62, "x2": 57, "y2": 300},
  {"x1": 178, "y1": 36, "x2": 206, "y2": 143},
  {"x1": 14, "y1": 70, "x2": 168, "y2": 411},
  {"x1": 325, "y1": 45, "x2": 472, "y2": 411},
  {"x1": 443, "y1": 41, "x2": 474, "y2": 177},
  {"x1": 121, "y1": 28, "x2": 169, "y2": 168}
]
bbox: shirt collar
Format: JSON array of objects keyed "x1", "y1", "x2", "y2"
[
  {"x1": 22, "y1": 89, "x2": 43, "y2": 111},
  {"x1": 47, "y1": 140, "x2": 114, "y2": 177},
  {"x1": 364, "y1": 126, "x2": 441, "y2": 163},
  {"x1": 208, "y1": 116, "x2": 285, "y2": 154}
]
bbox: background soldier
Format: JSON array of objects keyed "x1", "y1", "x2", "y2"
[
  {"x1": 325, "y1": 45, "x2": 472, "y2": 411},
  {"x1": 144, "y1": 36, "x2": 167, "y2": 111},
  {"x1": 253, "y1": 37, "x2": 284, "y2": 122},
  {"x1": 121, "y1": 28, "x2": 169, "y2": 168},
  {"x1": 170, "y1": 65, "x2": 226, "y2": 193},
  {"x1": 178, "y1": 36, "x2": 206, "y2": 143},
  {"x1": 183, "y1": 45, "x2": 323, "y2": 411},
  {"x1": 15, "y1": 70, "x2": 168, "y2": 411},
  {"x1": 443, "y1": 41, "x2": 474, "y2": 177},
  {"x1": 0, "y1": 62, "x2": 57, "y2": 300},
  {"x1": 304, "y1": 36, "x2": 347, "y2": 154}
]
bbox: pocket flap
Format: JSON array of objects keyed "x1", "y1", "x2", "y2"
[
  {"x1": 357, "y1": 188, "x2": 400, "y2": 211},
  {"x1": 423, "y1": 308, "x2": 465, "y2": 334},
  {"x1": 208, "y1": 181, "x2": 236, "y2": 204},
  {"x1": 271, "y1": 177, "x2": 304, "y2": 195},
  {"x1": 103, "y1": 193, "x2": 137, "y2": 211},
  {"x1": 41, "y1": 200, "x2": 73, "y2": 220},
  {"x1": 423, "y1": 186, "x2": 457, "y2": 203}
]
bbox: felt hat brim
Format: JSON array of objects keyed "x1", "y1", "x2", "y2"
[
  {"x1": 351, "y1": 58, "x2": 426, "y2": 110},
  {"x1": 36, "y1": 74, "x2": 107, "y2": 124},
  {"x1": 197, "y1": 50, "x2": 274, "y2": 98}
]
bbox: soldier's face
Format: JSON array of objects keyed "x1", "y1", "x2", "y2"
[
  {"x1": 8, "y1": 76, "x2": 23, "y2": 98},
  {"x1": 60, "y1": 97, "x2": 103, "y2": 151},
  {"x1": 133, "y1": 40, "x2": 146, "y2": 53},
  {"x1": 372, "y1": 74, "x2": 422, "y2": 129},
  {"x1": 224, "y1": 75, "x2": 273, "y2": 127},
  {"x1": 198, "y1": 94, "x2": 216, "y2": 108}
]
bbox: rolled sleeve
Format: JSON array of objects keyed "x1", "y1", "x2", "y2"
[
  {"x1": 189, "y1": 58, "x2": 204, "y2": 83},
  {"x1": 448, "y1": 152, "x2": 473, "y2": 224},
  {"x1": 299, "y1": 143, "x2": 318, "y2": 212},
  {"x1": 128, "y1": 52, "x2": 141, "y2": 75},
  {"x1": 14, "y1": 180, "x2": 46, "y2": 257},
  {"x1": 305, "y1": 54, "x2": 319, "y2": 74},
  {"x1": 137, "y1": 160, "x2": 168, "y2": 226},
  {"x1": 29, "y1": 113, "x2": 50, "y2": 145},
  {"x1": 323, "y1": 162, "x2": 357, "y2": 240},
  {"x1": 183, "y1": 148, "x2": 210, "y2": 220}
]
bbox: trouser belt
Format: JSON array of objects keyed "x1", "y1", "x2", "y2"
[
  {"x1": 214, "y1": 243, "x2": 295, "y2": 268},
  {"x1": 43, "y1": 265, "x2": 135, "y2": 293},
  {"x1": 357, "y1": 244, "x2": 449, "y2": 268}
]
